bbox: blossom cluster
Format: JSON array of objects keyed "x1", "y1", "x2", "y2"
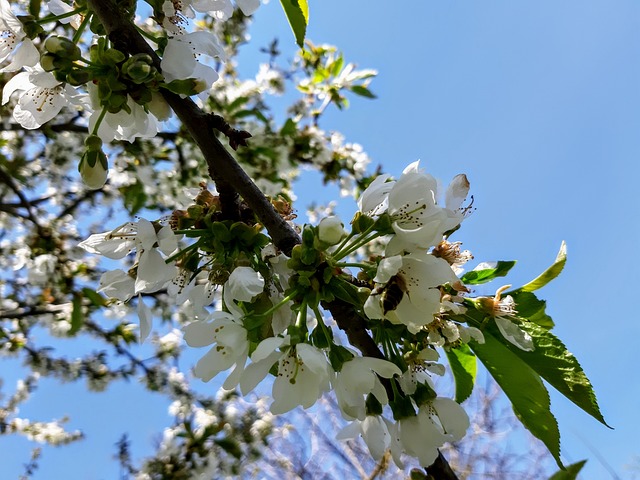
[
  {"x1": 78, "y1": 161, "x2": 536, "y2": 468},
  {"x1": 0, "y1": 0, "x2": 262, "y2": 188}
]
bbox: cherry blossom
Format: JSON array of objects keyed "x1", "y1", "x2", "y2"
[
  {"x1": 364, "y1": 252, "x2": 459, "y2": 333},
  {"x1": 1, "y1": 67, "x2": 84, "y2": 129},
  {"x1": 0, "y1": 0, "x2": 39, "y2": 72}
]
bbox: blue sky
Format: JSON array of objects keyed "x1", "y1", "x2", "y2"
[
  {"x1": 263, "y1": 1, "x2": 639, "y2": 477},
  {"x1": 2, "y1": 1, "x2": 640, "y2": 478}
]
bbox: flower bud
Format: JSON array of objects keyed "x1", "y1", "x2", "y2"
[
  {"x1": 318, "y1": 216, "x2": 344, "y2": 245},
  {"x1": 79, "y1": 150, "x2": 108, "y2": 189},
  {"x1": 44, "y1": 36, "x2": 81, "y2": 60}
]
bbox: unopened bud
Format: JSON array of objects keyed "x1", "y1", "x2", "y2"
[{"x1": 318, "y1": 216, "x2": 344, "y2": 245}]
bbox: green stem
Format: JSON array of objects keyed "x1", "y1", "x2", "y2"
[
  {"x1": 90, "y1": 108, "x2": 108, "y2": 136},
  {"x1": 311, "y1": 305, "x2": 332, "y2": 340},
  {"x1": 255, "y1": 290, "x2": 298, "y2": 318},
  {"x1": 135, "y1": 25, "x2": 161, "y2": 44},
  {"x1": 164, "y1": 239, "x2": 201, "y2": 264},
  {"x1": 295, "y1": 299, "x2": 308, "y2": 329},
  {"x1": 72, "y1": 12, "x2": 92, "y2": 44},
  {"x1": 333, "y1": 230, "x2": 381, "y2": 261},
  {"x1": 37, "y1": 7, "x2": 86, "y2": 24}
]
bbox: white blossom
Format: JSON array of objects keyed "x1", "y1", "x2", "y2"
[
  {"x1": 2, "y1": 67, "x2": 84, "y2": 129},
  {"x1": 0, "y1": 0, "x2": 39, "y2": 72},
  {"x1": 364, "y1": 252, "x2": 459, "y2": 333}
]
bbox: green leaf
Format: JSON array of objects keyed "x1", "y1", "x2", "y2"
[
  {"x1": 279, "y1": 0, "x2": 309, "y2": 48},
  {"x1": 445, "y1": 343, "x2": 476, "y2": 403},
  {"x1": 513, "y1": 241, "x2": 567, "y2": 293},
  {"x1": 509, "y1": 290, "x2": 554, "y2": 329},
  {"x1": 349, "y1": 85, "x2": 377, "y2": 99},
  {"x1": 82, "y1": 288, "x2": 106, "y2": 307},
  {"x1": 69, "y1": 293, "x2": 84, "y2": 335},
  {"x1": 548, "y1": 460, "x2": 587, "y2": 480},
  {"x1": 470, "y1": 331, "x2": 562, "y2": 467},
  {"x1": 460, "y1": 260, "x2": 516, "y2": 285},
  {"x1": 507, "y1": 321, "x2": 610, "y2": 427}
]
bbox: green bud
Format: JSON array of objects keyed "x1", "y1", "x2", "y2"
[
  {"x1": 89, "y1": 15, "x2": 106, "y2": 36},
  {"x1": 103, "y1": 48, "x2": 126, "y2": 65},
  {"x1": 301, "y1": 225, "x2": 315, "y2": 245},
  {"x1": 40, "y1": 53, "x2": 57, "y2": 72},
  {"x1": 17, "y1": 15, "x2": 43, "y2": 38},
  {"x1": 351, "y1": 211, "x2": 375, "y2": 234},
  {"x1": 84, "y1": 135, "x2": 103, "y2": 152},
  {"x1": 373, "y1": 213, "x2": 393, "y2": 233},
  {"x1": 186, "y1": 204, "x2": 204, "y2": 220},
  {"x1": 44, "y1": 36, "x2": 81, "y2": 61},
  {"x1": 79, "y1": 148, "x2": 108, "y2": 189},
  {"x1": 161, "y1": 78, "x2": 208, "y2": 96},
  {"x1": 66, "y1": 69, "x2": 91, "y2": 86}
]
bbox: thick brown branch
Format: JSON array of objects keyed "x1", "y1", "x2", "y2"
[{"x1": 87, "y1": 0, "x2": 297, "y2": 242}]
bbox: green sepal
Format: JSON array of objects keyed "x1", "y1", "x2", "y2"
[
  {"x1": 365, "y1": 393, "x2": 383, "y2": 416},
  {"x1": 548, "y1": 460, "x2": 587, "y2": 480},
  {"x1": 460, "y1": 260, "x2": 517, "y2": 285},
  {"x1": 445, "y1": 343, "x2": 476, "y2": 403},
  {"x1": 309, "y1": 323, "x2": 332, "y2": 349},
  {"x1": 389, "y1": 394, "x2": 416, "y2": 421},
  {"x1": 328, "y1": 344, "x2": 353, "y2": 371},
  {"x1": 279, "y1": 0, "x2": 309, "y2": 48},
  {"x1": 469, "y1": 331, "x2": 563, "y2": 468},
  {"x1": 412, "y1": 381, "x2": 437, "y2": 407},
  {"x1": 511, "y1": 241, "x2": 566, "y2": 294}
]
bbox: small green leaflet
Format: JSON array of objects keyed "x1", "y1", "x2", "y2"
[
  {"x1": 460, "y1": 260, "x2": 516, "y2": 285},
  {"x1": 349, "y1": 85, "x2": 377, "y2": 99},
  {"x1": 69, "y1": 293, "x2": 84, "y2": 335},
  {"x1": 548, "y1": 460, "x2": 587, "y2": 480},
  {"x1": 445, "y1": 344, "x2": 476, "y2": 403},
  {"x1": 280, "y1": 0, "x2": 309, "y2": 48},
  {"x1": 511, "y1": 241, "x2": 567, "y2": 294},
  {"x1": 470, "y1": 331, "x2": 563, "y2": 467}
]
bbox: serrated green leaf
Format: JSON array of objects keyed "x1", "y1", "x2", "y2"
[
  {"x1": 279, "y1": 0, "x2": 309, "y2": 48},
  {"x1": 514, "y1": 241, "x2": 567, "y2": 293},
  {"x1": 349, "y1": 85, "x2": 377, "y2": 99},
  {"x1": 445, "y1": 343, "x2": 476, "y2": 403},
  {"x1": 470, "y1": 331, "x2": 562, "y2": 467},
  {"x1": 460, "y1": 260, "x2": 516, "y2": 285},
  {"x1": 548, "y1": 460, "x2": 587, "y2": 480},
  {"x1": 69, "y1": 293, "x2": 84, "y2": 335},
  {"x1": 510, "y1": 290, "x2": 555, "y2": 329},
  {"x1": 508, "y1": 321, "x2": 610, "y2": 427}
]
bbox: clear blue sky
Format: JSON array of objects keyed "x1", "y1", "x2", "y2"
[{"x1": 2, "y1": 1, "x2": 639, "y2": 478}]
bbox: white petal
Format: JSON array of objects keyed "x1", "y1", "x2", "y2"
[
  {"x1": 494, "y1": 316, "x2": 534, "y2": 352},
  {"x1": 137, "y1": 295, "x2": 153, "y2": 343},
  {"x1": 432, "y1": 397, "x2": 470, "y2": 441},
  {"x1": 236, "y1": 0, "x2": 260, "y2": 15}
]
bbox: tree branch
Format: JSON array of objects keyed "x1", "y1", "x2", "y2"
[{"x1": 87, "y1": 0, "x2": 298, "y2": 250}]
